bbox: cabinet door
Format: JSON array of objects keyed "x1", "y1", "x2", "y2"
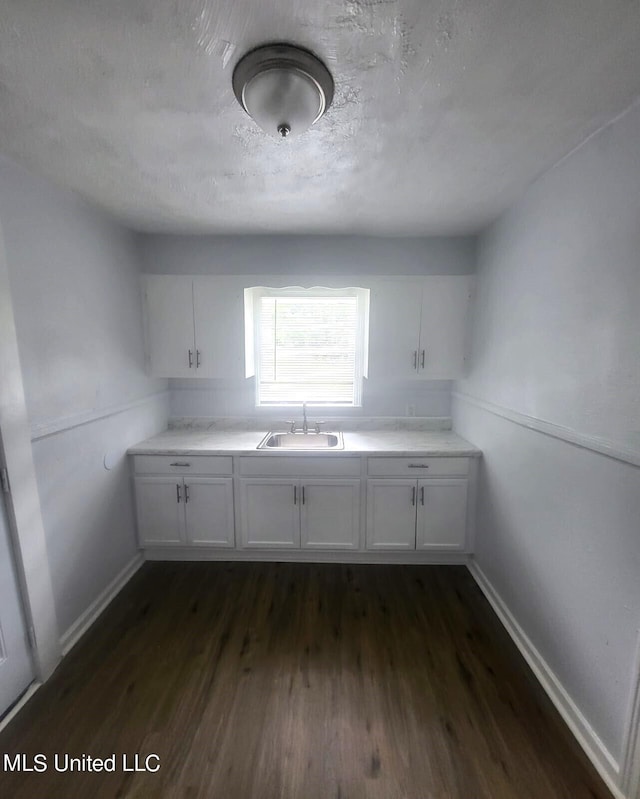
[
  {"x1": 416, "y1": 479, "x2": 468, "y2": 550},
  {"x1": 418, "y1": 276, "x2": 472, "y2": 379},
  {"x1": 301, "y1": 479, "x2": 361, "y2": 550},
  {"x1": 239, "y1": 479, "x2": 300, "y2": 548},
  {"x1": 367, "y1": 281, "x2": 422, "y2": 380},
  {"x1": 143, "y1": 275, "x2": 196, "y2": 378},
  {"x1": 135, "y1": 477, "x2": 186, "y2": 546},
  {"x1": 185, "y1": 478, "x2": 235, "y2": 547},
  {"x1": 192, "y1": 276, "x2": 245, "y2": 379},
  {"x1": 366, "y1": 479, "x2": 417, "y2": 550}
]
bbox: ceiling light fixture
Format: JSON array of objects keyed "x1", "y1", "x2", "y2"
[{"x1": 232, "y1": 43, "x2": 334, "y2": 139}]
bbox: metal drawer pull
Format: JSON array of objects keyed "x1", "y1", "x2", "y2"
[
  {"x1": 411, "y1": 486, "x2": 416, "y2": 506},
  {"x1": 293, "y1": 485, "x2": 297, "y2": 505},
  {"x1": 176, "y1": 484, "x2": 182, "y2": 503},
  {"x1": 188, "y1": 349, "x2": 194, "y2": 368},
  {"x1": 420, "y1": 486, "x2": 425, "y2": 506},
  {"x1": 196, "y1": 349, "x2": 201, "y2": 368},
  {"x1": 413, "y1": 350, "x2": 418, "y2": 370},
  {"x1": 421, "y1": 349, "x2": 425, "y2": 368},
  {"x1": 302, "y1": 486, "x2": 305, "y2": 505},
  {"x1": 185, "y1": 484, "x2": 190, "y2": 503},
  {"x1": 408, "y1": 464, "x2": 429, "y2": 468},
  {"x1": 170, "y1": 462, "x2": 191, "y2": 467}
]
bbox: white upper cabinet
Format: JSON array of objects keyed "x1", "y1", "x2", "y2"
[
  {"x1": 143, "y1": 275, "x2": 196, "y2": 378},
  {"x1": 418, "y1": 276, "x2": 473, "y2": 379},
  {"x1": 143, "y1": 273, "x2": 472, "y2": 381},
  {"x1": 142, "y1": 275, "x2": 245, "y2": 379},
  {"x1": 192, "y1": 277, "x2": 245, "y2": 379},
  {"x1": 367, "y1": 276, "x2": 473, "y2": 380},
  {"x1": 368, "y1": 280, "x2": 424, "y2": 380}
]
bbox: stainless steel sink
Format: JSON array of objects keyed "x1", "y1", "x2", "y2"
[{"x1": 257, "y1": 431, "x2": 344, "y2": 450}]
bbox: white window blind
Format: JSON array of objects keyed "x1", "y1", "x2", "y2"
[{"x1": 248, "y1": 287, "x2": 369, "y2": 406}]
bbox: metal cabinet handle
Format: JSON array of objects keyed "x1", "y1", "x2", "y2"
[
  {"x1": 421, "y1": 349, "x2": 425, "y2": 369},
  {"x1": 420, "y1": 486, "x2": 425, "y2": 506},
  {"x1": 302, "y1": 486, "x2": 305, "y2": 505},
  {"x1": 188, "y1": 349, "x2": 194, "y2": 368},
  {"x1": 408, "y1": 464, "x2": 429, "y2": 469},
  {"x1": 196, "y1": 350, "x2": 201, "y2": 368},
  {"x1": 413, "y1": 350, "x2": 418, "y2": 370},
  {"x1": 170, "y1": 462, "x2": 191, "y2": 467},
  {"x1": 411, "y1": 486, "x2": 416, "y2": 506},
  {"x1": 184, "y1": 484, "x2": 190, "y2": 503},
  {"x1": 176, "y1": 484, "x2": 182, "y2": 503},
  {"x1": 293, "y1": 485, "x2": 297, "y2": 505}
]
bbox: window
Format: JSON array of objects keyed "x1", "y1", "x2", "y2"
[{"x1": 244, "y1": 286, "x2": 369, "y2": 406}]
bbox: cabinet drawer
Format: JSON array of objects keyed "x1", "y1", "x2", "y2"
[
  {"x1": 367, "y1": 457, "x2": 468, "y2": 477},
  {"x1": 132, "y1": 455, "x2": 233, "y2": 476},
  {"x1": 238, "y1": 456, "x2": 361, "y2": 478}
]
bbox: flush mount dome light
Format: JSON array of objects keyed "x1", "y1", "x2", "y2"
[{"x1": 232, "y1": 43, "x2": 334, "y2": 139}]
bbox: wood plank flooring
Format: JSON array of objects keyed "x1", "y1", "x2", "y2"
[{"x1": 0, "y1": 563, "x2": 612, "y2": 798}]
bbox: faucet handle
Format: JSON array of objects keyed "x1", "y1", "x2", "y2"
[
  {"x1": 314, "y1": 421, "x2": 327, "y2": 434},
  {"x1": 285, "y1": 420, "x2": 297, "y2": 433}
]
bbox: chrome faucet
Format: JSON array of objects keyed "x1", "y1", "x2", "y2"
[{"x1": 285, "y1": 402, "x2": 310, "y2": 434}]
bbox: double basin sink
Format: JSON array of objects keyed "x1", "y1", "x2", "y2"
[{"x1": 258, "y1": 431, "x2": 344, "y2": 450}]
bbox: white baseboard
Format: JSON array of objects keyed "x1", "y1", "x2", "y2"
[
  {"x1": 143, "y1": 547, "x2": 471, "y2": 565},
  {"x1": 468, "y1": 559, "x2": 625, "y2": 799},
  {"x1": 60, "y1": 554, "x2": 144, "y2": 656},
  {"x1": 0, "y1": 683, "x2": 40, "y2": 735},
  {"x1": 621, "y1": 631, "x2": 640, "y2": 798}
]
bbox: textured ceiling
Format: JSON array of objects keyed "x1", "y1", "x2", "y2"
[{"x1": 0, "y1": 1, "x2": 639, "y2": 235}]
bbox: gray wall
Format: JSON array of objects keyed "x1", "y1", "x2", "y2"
[
  {"x1": 137, "y1": 234, "x2": 476, "y2": 276},
  {"x1": 454, "y1": 102, "x2": 640, "y2": 769},
  {"x1": 0, "y1": 157, "x2": 168, "y2": 637},
  {"x1": 138, "y1": 233, "x2": 475, "y2": 419}
]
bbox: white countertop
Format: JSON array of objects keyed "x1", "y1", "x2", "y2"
[{"x1": 128, "y1": 428, "x2": 481, "y2": 457}]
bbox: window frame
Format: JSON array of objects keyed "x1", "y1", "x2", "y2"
[{"x1": 244, "y1": 285, "x2": 369, "y2": 408}]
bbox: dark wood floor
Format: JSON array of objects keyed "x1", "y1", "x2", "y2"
[{"x1": 0, "y1": 563, "x2": 611, "y2": 799}]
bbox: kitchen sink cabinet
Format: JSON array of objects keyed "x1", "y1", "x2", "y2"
[
  {"x1": 238, "y1": 477, "x2": 361, "y2": 550},
  {"x1": 131, "y1": 450, "x2": 474, "y2": 559},
  {"x1": 238, "y1": 479, "x2": 301, "y2": 548},
  {"x1": 300, "y1": 479, "x2": 361, "y2": 549}
]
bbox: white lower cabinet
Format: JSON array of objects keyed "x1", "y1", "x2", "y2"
[
  {"x1": 239, "y1": 479, "x2": 301, "y2": 548},
  {"x1": 133, "y1": 456, "x2": 235, "y2": 548},
  {"x1": 366, "y1": 477, "x2": 468, "y2": 551},
  {"x1": 301, "y1": 479, "x2": 361, "y2": 549},
  {"x1": 366, "y1": 479, "x2": 417, "y2": 549},
  {"x1": 415, "y1": 479, "x2": 468, "y2": 550},
  {"x1": 239, "y1": 478, "x2": 361, "y2": 550},
  {"x1": 183, "y1": 478, "x2": 235, "y2": 546},
  {"x1": 132, "y1": 453, "x2": 472, "y2": 557},
  {"x1": 135, "y1": 476, "x2": 186, "y2": 546}
]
